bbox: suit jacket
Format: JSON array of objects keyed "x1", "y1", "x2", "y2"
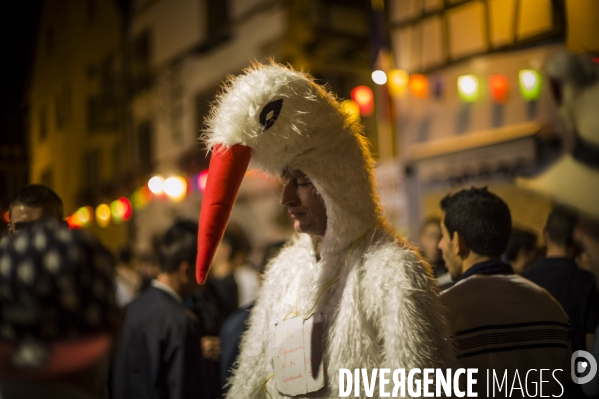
[{"x1": 111, "y1": 287, "x2": 204, "y2": 399}]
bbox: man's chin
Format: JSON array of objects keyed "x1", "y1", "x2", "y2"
[{"x1": 294, "y1": 221, "x2": 305, "y2": 234}]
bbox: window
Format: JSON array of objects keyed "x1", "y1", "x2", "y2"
[
  {"x1": 55, "y1": 85, "x2": 71, "y2": 129},
  {"x1": 112, "y1": 145, "x2": 121, "y2": 177},
  {"x1": 205, "y1": 0, "x2": 230, "y2": 45},
  {"x1": 194, "y1": 86, "x2": 220, "y2": 136},
  {"x1": 82, "y1": 150, "x2": 101, "y2": 189},
  {"x1": 39, "y1": 107, "x2": 48, "y2": 141},
  {"x1": 40, "y1": 168, "x2": 54, "y2": 189},
  {"x1": 388, "y1": 0, "x2": 565, "y2": 73},
  {"x1": 87, "y1": 96, "x2": 119, "y2": 132},
  {"x1": 138, "y1": 121, "x2": 153, "y2": 166},
  {"x1": 131, "y1": 31, "x2": 152, "y2": 92},
  {"x1": 86, "y1": 55, "x2": 120, "y2": 132}
]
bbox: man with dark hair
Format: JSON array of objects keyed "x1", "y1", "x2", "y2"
[
  {"x1": 8, "y1": 184, "x2": 64, "y2": 235},
  {"x1": 504, "y1": 228, "x2": 538, "y2": 274},
  {"x1": 524, "y1": 205, "x2": 598, "y2": 359},
  {"x1": 545, "y1": 204, "x2": 580, "y2": 252},
  {"x1": 111, "y1": 220, "x2": 204, "y2": 399},
  {"x1": 439, "y1": 187, "x2": 571, "y2": 396}
]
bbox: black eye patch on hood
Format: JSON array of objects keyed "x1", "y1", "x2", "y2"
[{"x1": 260, "y1": 99, "x2": 284, "y2": 131}]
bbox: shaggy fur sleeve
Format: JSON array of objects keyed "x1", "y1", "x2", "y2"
[
  {"x1": 224, "y1": 273, "x2": 274, "y2": 399},
  {"x1": 361, "y1": 240, "x2": 456, "y2": 372},
  {"x1": 224, "y1": 239, "x2": 304, "y2": 398}
]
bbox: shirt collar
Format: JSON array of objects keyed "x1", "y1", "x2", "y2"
[
  {"x1": 151, "y1": 279, "x2": 183, "y2": 303},
  {"x1": 458, "y1": 259, "x2": 515, "y2": 282}
]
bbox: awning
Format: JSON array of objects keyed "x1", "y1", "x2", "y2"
[{"x1": 405, "y1": 122, "x2": 547, "y2": 182}]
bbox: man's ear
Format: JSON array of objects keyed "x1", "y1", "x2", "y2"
[
  {"x1": 453, "y1": 231, "x2": 470, "y2": 259},
  {"x1": 543, "y1": 229, "x2": 550, "y2": 244},
  {"x1": 178, "y1": 261, "x2": 190, "y2": 283}
]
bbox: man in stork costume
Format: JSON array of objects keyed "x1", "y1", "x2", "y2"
[{"x1": 195, "y1": 63, "x2": 455, "y2": 398}]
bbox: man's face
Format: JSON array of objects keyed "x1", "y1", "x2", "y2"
[
  {"x1": 438, "y1": 215, "x2": 463, "y2": 280},
  {"x1": 280, "y1": 169, "x2": 327, "y2": 237},
  {"x1": 8, "y1": 205, "x2": 47, "y2": 236},
  {"x1": 575, "y1": 216, "x2": 599, "y2": 271}
]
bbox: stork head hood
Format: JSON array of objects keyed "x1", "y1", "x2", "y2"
[{"x1": 196, "y1": 62, "x2": 382, "y2": 283}]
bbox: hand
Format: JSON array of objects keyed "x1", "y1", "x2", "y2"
[{"x1": 201, "y1": 336, "x2": 221, "y2": 360}]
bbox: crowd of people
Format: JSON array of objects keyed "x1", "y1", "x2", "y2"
[{"x1": 0, "y1": 53, "x2": 598, "y2": 399}]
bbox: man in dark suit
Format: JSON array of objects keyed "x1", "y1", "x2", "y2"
[
  {"x1": 111, "y1": 221, "x2": 204, "y2": 399},
  {"x1": 524, "y1": 205, "x2": 598, "y2": 356}
]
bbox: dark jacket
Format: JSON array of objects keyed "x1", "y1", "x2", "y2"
[
  {"x1": 524, "y1": 257, "x2": 599, "y2": 353},
  {"x1": 111, "y1": 287, "x2": 204, "y2": 399}
]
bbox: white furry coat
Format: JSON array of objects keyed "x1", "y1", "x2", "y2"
[
  {"x1": 202, "y1": 63, "x2": 456, "y2": 398},
  {"x1": 226, "y1": 226, "x2": 455, "y2": 398}
]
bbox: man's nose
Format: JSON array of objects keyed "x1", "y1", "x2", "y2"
[{"x1": 280, "y1": 181, "x2": 299, "y2": 206}]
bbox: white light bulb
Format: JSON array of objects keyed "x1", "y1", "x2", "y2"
[
  {"x1": 148, "y1": 176, "x2": 164, "y2": 194},
  {"x1": 372, "y1": 70, "x2": 387, "y2": 85},
  {"x1": 163, "y1": 177, "x2": 187, "y2": 200},
  {"x1": 521, "y1": 71, "x2": 537, "y2": 89},
  {"x1": 459, "y1": 76, "x2": 478, "y2": 95}
]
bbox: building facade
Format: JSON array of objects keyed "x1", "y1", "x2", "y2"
[
  {"x1": 385, "y1": 0, "x2": 599, "y2": 237},
  {"x1": 28, "y1": 0, "x2": 129, "y2": 251},
  {"x1": 126, "y1": 0, "x2": 374, "y2": 253}
]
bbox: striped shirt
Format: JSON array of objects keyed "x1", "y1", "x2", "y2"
[{"x1": 443, "y1": 270, "x2": 571, "y2": 397}]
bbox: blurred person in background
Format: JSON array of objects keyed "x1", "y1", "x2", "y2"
[
  {"x1": 135, "y1": 251, "x2": 160, "y2": 294},
  {"x1": 114, "y1": 247, "x2": 140, "y2": 308},
  {"x1": 184, "y1": 227, "x2": 250, "y2": 399},
  {"x1": 207, "y1": 227, "x2": 248, "y2": 318},
  {"x1": 504, "y1": 227, "x2": 538, "y2": 274},
  {"x1": 0, "y1": 222, "x2": 119, "y2": 399},
  {"x1": 229, "y1": 225, "x2": 259, "y2": 309},
  {"x1": 519, "y1": 52, "x2": 599, "y2": 398},
  {"x1": 219, "y1": 239, "x2": 286, "y2": 394},
  {"x1": 111, "y1": 220, "x2": 204, "y2": 399},
  {"x1": 418, "y1": 217, "x2": 445, "y2": 275},
  {"x1": 418, "y1": 217, "x2": 453, "y2": 289},
  {"x1": 524, "y1": 206, "x2": 597, "y2": 357},
  {"x1": 7, "y1": 184, "x2": 64, "y2": 235},
  {"x1": 439, "y1": 187, "x2": 571, "y2": 396}
]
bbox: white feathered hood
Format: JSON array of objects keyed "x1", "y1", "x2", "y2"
[{"x1": 201, "y1": 63, "x2": 382, "y2": 263}]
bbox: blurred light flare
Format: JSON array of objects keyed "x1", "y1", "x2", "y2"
[
  {"x1": 132, "y1": 186, "x2": 152, "y2": 209},
  {"x1": 66, "y1": 215, "x2": 81, "y2": 229},
  {"x1": 111, "y1": 197, "x2": 132, "y2": 224},
  {"x1": 3, "y1": 211, "x2": 9, "y2": 223},
  {"x1": 409, "y1": 74, "x2": 428, "y2": 99},
  {"x1": 95, "y1": 204, "x2": 111, "y2": 228},
  {"x1": 341, "y1": 100, "x2": 361, "y2": 123},
  {"x1": 351, "y1": 86, "x2": 374, "y2": 116},
  {"x1": 371, "y1": 70, "x2": 387, "y2": 85},
  {"x1": 75, "y1": 206, "x2": 93, "y2": 226},
  {"x1": 387, "y1": 69, "x2": 409, "y2": 98},
  {"x1": 148, "y1": 176, "x2": 164, "y2": 194},
  {"x1": 519, "y1": 70, "x2": 541, "y2": 101},
  {"x1": 163, "y1": 176, "x2": 187, "y2": 201},
  {"x1": 457, "y1": 75, "x2": 479, "y2": 102},
  {"x1": 489, "y1": 74, "x2": 509, "y2": 103}
]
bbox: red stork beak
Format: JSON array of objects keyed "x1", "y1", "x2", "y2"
[{"x1": 196, "y1": 144, "x2": 252, "y2": 283}]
